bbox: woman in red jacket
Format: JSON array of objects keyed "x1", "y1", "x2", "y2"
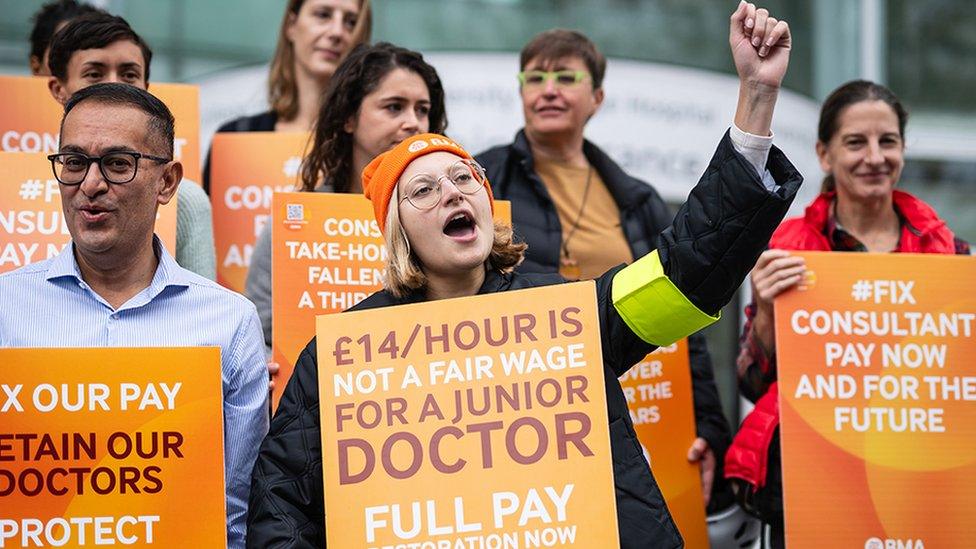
[{"x1": 724, "y1": 79, "x2": 970, "y2": 548}]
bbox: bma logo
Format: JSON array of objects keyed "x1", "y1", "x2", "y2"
[
  {"x1": 865, "y1": 537, "x2": 925, "y2": 549},
  {"x1": 407, "y1": 140, "x2": 429, "y2": 153}
]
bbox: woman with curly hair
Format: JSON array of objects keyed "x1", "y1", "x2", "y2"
[{"x1": 245, "y1": 42, "x2": 447, "y2": 352}]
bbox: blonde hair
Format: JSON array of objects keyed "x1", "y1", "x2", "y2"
[
  {"x1": 383, "y1": 185, "x2": 527, "y2": 298},
  {"x1": 267, "y1": 0, "x2": 372, "y2": 121}
]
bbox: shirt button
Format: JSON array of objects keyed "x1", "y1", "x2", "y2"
[{"x1": 110, "y1": 313, "x2": 119, "y2": 320}]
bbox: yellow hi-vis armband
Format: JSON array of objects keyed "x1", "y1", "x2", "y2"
[{"x1": 612, "y1": 250, "x2": 720, "y2": 346}]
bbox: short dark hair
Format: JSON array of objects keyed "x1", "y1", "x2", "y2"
[
  {"x1": 47, "y1": 12, "x2": 153, "y2": 82},
  {"x1": 817, "y1": 80, "x2": 909, "y2": 193},
  {"x1": 300, "y1": 42, "x2": 447, "y2": 193},
  {"x1": 519, "y1": 29, "x2": 607, "y2": 89},
  {"x1": 62, "y1": 83, "x2": 175, "y2": 157},
  {"x1": 29, "y1": 0, "x2": 102, "y2": 63}
]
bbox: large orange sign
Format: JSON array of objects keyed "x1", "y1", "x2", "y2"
[
  {"x1": 315, "y1": 282, "x2": 620, "y2": 548},
  {"x1": 0, "y1": 347, "x2": 226, "y2": 548},
  {"x1": 0, "y1": 75, "x2": 201, "y2": 183},
  {"x1": 271, "y1": 192, "x2": 512, "y2": 410},
  {"x1": 270, "y1": 192, "x2": 382, "y2": 410},
  {"x1": 0, "y1": 152, "x2": 177, "y2": 274},
  {"x1": 775, "y1": 252, "x2": 976, "y2": 548},
  {"x1": 209, "y1": 132, "x2": 309, "y2": 293},
  {"x1": 618, "y1": 340, "x2": 707, "y2": 548}
]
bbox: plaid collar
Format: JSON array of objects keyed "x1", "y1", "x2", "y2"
[{"x1": 823, "y1": 198, "x2": 904, "y2": 252}]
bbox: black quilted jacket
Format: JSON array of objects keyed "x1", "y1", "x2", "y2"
[{"x1": 245, "y1": 132, "x2": 802, "y2": 548}]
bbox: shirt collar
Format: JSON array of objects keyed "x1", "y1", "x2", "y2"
[
  {"x1": 823, "y1": 197, "x2": 905, "y2": 252},
  {"x1": 45, "y1": 236, "x2": 191, "y2": 305}
]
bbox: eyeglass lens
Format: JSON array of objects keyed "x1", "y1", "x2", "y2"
[
  {"x1": 405, "y1": 161, "x2": 485, "y2": 209},
  {"x1": 52, "y1": 153, "x2": 139, "y2": 185}
]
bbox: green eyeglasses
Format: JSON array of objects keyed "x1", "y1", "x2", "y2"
[{"x1": 517, "y1": 70, "x2": 588, "y2": 89}]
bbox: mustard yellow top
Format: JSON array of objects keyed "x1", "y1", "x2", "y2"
[{"x1": 534, "y1": 157, "x2": 633, "y2": 280}]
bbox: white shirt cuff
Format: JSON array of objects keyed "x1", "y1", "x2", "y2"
[{"x1": 729, "y1": 124, "x2": 778, "y2": 191}]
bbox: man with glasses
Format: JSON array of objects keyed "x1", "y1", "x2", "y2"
[
  {"x1": 0, "y1": 83, "x2": 268, "y2": 549},
  {"x1": 475, "y1": 29, "x2": 736, "y2": 516},
  {"x1": 45, "y1": 11, "x2": 216, "y2": 280}
]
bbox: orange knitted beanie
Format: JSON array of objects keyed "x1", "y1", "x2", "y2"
[{"x1": 361, "y1": 133, "x2": 495, "y2": 233}]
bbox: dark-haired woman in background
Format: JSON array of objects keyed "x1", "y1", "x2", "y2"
[
  {"x1": 203, "y1": 0, "x2": 372, "y2": 193},
  {"x1": 245, "y1": 42, "x2": 447, "y2": 353},
  {"x1": 725, "y1": 79, "x2": 970, "y2": 548}
]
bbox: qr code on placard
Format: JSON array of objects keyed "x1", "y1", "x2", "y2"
[{"x1": 286, "y1": 204, "x2": 304, "y2": 221}]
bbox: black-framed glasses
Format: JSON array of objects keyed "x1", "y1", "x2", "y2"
[
  {"x1": 47, "y1": 151, "x2": 171, "y2": 185},
  {"x1": 398, "y1": 159, "x2": 488, "y2": 210}
]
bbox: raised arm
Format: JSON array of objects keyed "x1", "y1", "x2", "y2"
[
  {"x1": 606, "y1": 3, "x2": 801, "y2": 373},
  {"x1": 731, "y1": 1, "x2": 791, "y2": 137}
]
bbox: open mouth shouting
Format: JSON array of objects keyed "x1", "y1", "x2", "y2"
[{"x1": 442, "y1": 210, "x2": 477, "y2": 242}]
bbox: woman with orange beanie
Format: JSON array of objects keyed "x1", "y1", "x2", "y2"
[{"x1": 247, "y1": 4, "x2": 800, "y2": 547}]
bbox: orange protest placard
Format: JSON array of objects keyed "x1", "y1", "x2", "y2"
[
  {"x1": 775, "y1": 252, "x2": 976, "y2": 548},
  {"x1": 271, "y1": 192, "x2": 512, "y2": 410},
  {"x1": 209, "y1": 132, "x2": 309, "y2": 293},
  {"x1": 270, "y1": 192, "x2": 512, "y2": 411},
  {"x1": 0, "y1": 75, "x2": 201, "y2": 182},
  {"x1": 0, "y1": 347, "x2": 226, "y2": 548},
  {"x1": 271, "y1": 192, "x2": 382, "y2": 410},
  {"x1": 618, "y1": 340, "x2": 707, "y2": 548},
  {"x1": 0, "y1": 152, "x2": 176, "y2": 274},
  {"x1": 315, "y1": 282, "x2": 619, "y2": 548}
]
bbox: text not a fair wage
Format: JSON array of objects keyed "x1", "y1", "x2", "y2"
[
  {"x1": 0, "y1": 383, "x2": 181, "y2": 413},
  {"x1": 334, "y1": 344, "x2": 588, "y2": 397}
]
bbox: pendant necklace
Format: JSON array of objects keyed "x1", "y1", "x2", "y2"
[{"x1": 558, "y1": 165, "x2": 593, "y2": 281}]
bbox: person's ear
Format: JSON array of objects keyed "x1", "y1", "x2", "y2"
[
  {"x1": 815, "y1": 141, "x2": 831, "y2": 174},
  {"x1": 30, "y1": 55, "x2": 44, "y2": 75},
  {"x1": 48, "y1": 77, "x2": 69, "y2": 105},
  {"x1": 284, "y1": 11, "x2": 299, "y2": 44},
  {"x1": 157, "y1": 161, "x2": 184, "y2": 206},
  {"x1": 592, "y1": 86, "x2": 605, "y2": 111}
]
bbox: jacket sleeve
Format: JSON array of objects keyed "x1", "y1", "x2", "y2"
[
  {"x1": 244, "y1": 223, "x2": 274, "y2": 351},
  {"x1": 174, "y1": 181, "x2": 217, "y2": 280},
  {"x1": 688, "y1": 332, "x2": 731, "y2": 455},
  {"x1": 246, "y1": 338, "x2": 325, "y2": 548},
  {"x1": 657, "y1": 130, "x2": 802, "y2": 316},
  {"x1": 634, "y1": 178, "x2": 732, "y2": 456},
  {"x1": 736, "y1": 300, "x2": 778, "y2": 402},
  {"x1": 687, "y1": 331, "x2": 736, "y2": 512},
  {"x1": 607, "y1": 131, "x2": 800, "y2": 370}
]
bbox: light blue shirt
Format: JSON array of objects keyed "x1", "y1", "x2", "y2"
[{"x1": 0, "y1": 237, "x2": 268, "y2": 549}]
